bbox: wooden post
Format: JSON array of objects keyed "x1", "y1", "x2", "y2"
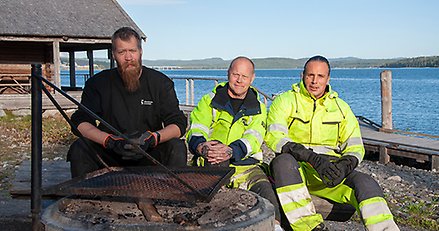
[
  {"x1": 432, "y1": 155, "x2": 439, "y2": 171},
  {"x1": 68, "y1": 51, "x2": 76, "y2": 88},
  {"x1": 52, "y1": 40, "x2": 61, "y2": 89},
  {"x1": 190, "y1": 79, "x2": 195, "y2": 105},
  {"x1": 185, "y1": 79, "x2": 189, "y2": 105},
  {"x1": 379, "y1": 146, "x2": 390, "y2": 164},
  {"x1": 108, "y1": 48, "x2": 115, "y2": 69},
  {"x1": 87, "y1": 50, "x2": 94, "y2": 78},
  {"x1": 380, "y1": 70, "x2": 392, "y2": 131}
]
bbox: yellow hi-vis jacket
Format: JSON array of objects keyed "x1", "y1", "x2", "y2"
[
  {"x1": 186, "y1": 82, "x2": 266, "y2": 165},
  {"x1": 265, "y1": 81, "x2": 364, "y2": 163}
]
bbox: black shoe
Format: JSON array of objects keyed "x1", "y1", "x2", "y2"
[{"x1": 312, "y1": 223, "x2": 328, "y2": 231}]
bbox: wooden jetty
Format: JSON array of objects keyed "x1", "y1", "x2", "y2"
[{"x1": 358, "y1": 116, "x2": 439, "y2": 170}]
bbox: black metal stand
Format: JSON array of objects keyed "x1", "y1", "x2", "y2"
[{"x1": 31, "y1": 64, "x2": 42, "y2": 231}]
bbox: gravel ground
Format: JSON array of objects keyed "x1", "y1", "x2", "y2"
[{"x1": 324, "y1": 158, "x2": 438, "y2": 231}]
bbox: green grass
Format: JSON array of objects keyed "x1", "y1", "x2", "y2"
[
  {"x1": 393, "y1": 199, "x2": 439, "y2": 230},
  {"x1": 0, "y1": 110, "x2": 75, "y2": 145}
]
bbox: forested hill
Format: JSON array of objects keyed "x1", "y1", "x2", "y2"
[
  {"x1": 61, "y1": 56, "x2": 439, "y2": 69},
  {"x1": 380, "y1": 56, "x2": 439, "y2": 68}
]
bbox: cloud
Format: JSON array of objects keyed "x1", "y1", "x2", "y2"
[{"x1": 118, "y1": 0, "x2": 186, "y2": 6}]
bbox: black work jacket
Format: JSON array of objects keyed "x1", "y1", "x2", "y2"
[{"x1": 71, "y1": 66, "x2": 187, "y2": 136}]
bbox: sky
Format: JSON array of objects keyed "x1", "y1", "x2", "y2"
[{"x1": 114, "y1": 0, "x2": 439, "y2": 60}]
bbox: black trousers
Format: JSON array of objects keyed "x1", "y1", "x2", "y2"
[{"x1": 67, "y1": 138, "x2": 187, "y2": 178}]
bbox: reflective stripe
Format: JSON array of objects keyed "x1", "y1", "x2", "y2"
[
  {"x1": 340, "y1": 137, "x2": 363, "y2": 150},
  {"x1": 230, "y1": 166, "x2": 255, "y2": 181},
  {"x1": 240, "y1": 138, "x2": 253, "y2": 155},
  {"x1": 190, "y1": 123, "x2": 209, "y2": 134},
  {"x1": 283, "y1": 200, "x2": 317, "y2": 225},
  {"x1": 229, "y1": 166, "x2": 269, "y2": 190},
  {"x1": 189, "y1": 132, "x2": 204, "y2": 137},
  {"x1": 246, "y1": 116, "x2": 253, "y2": 125},
  {"x1": 208, "y1": 92, "x2": 215, "y2": 99},
  {"x1": 250, "y1": 151, "x2": 263, "y2": 161},
  {"x1": 244, "y1": 129, "x2": 263, "y2": 145},
  {"x1": 310, "y1": 145, "x2": 340, "y2": 155},
  {"x1": 212, "y1": 108, "x2": 217, "y2": 122},
  {"x1": 366, "y1": 219, "x2": 400, "y2": 231},
  {"x1": 360, "y1": 199, "x2": 392, "y2": 219},
  {"x1": 268, "y1": 123, "x2": 289, "y2": 134},
  {"x1": 276, "y1": 137, "x2": 292, "y2": 153},
  {"x1": 277, "y1": 185, "x2": 312, "y2": 205}
]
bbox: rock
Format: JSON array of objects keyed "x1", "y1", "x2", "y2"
[
  {"x1": 42, "y1": 110, "x2": 60, "y2": 118},
  {"x1": 11, "y1": 109, "x2": 31, "y2": 116},
  {"x1": 387, "y1": 175, "x2": 402, "y2": 182}
]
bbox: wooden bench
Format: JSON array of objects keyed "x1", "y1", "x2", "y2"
[{"x1": 0, "y1": 74, "x2": 31, "y2": 94}]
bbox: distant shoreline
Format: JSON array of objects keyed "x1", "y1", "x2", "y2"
[{"x1": 61, "y1": 55, "x2": 439, "y2": 70}]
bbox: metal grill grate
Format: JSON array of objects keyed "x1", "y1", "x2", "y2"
[{"x1": 43, "y1": 166, "x2": 234, "y2": 202}]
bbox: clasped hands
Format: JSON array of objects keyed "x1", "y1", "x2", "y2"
[
  {"x1": 282, "y1": 142, "x2": 357, "y2": 187},
  {"x1": 196, "y1": 140, "x2": 232, "y2": 166},
  {"x1": 103, "y1": 131, "x2": 158, "y2": 160}
]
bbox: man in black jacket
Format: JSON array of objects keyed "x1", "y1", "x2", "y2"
[{"x1": 67, "y1": 27, "x2": 187, "y2": 178}]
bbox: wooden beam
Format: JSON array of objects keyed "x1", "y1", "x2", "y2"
[
  {"x1": 52, "y1": 40, "x2": 61, "y2": 88},
  {"x1": 431, "y1": 155, "x2": 439, "y2": 171},
  {"x1": 379, "y1": 146, "x2": 390, "y2": 164},
  {"x1": 87, "y1": 50, "x2": 94, "y2": 78},
  {"x1": 69, "y1": 51, "x2": 76, "y2": 87},
  {"x1": 0, "y1": 41, "x2": 52, "y2": 64}
]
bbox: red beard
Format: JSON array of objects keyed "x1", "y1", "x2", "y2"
[{"x1": 118, "y1": 61, "x2": 141, "y2": 92}]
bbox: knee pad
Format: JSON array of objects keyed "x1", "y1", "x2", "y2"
[
  {"x1": 270, "y1": 154, "x2": 303, "y2": 187},
  {"x1": 271, "y1": 153, "x2": 299, "y2": 170}
]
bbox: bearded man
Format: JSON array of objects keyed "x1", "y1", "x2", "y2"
[{"x1": 68, "y1": 27, "x2": 187, "y2": 178}]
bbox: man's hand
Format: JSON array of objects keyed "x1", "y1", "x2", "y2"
[
  {"x1": 131, "y1": 131, "x2": 159, "y2": 152},
  {"x1": 103, "y1": 134, "x2": 144, "y2": 160},
  {"x1": 197, "y1": 141, "x2": 231, "y2": 166},
  {"x1": 306, "y1": 153, "x2": 338, "y2": 187},
  {"x1": 324, "y1": 155, "x2": 358, "y2": 187},
  {"x1": 281, "y1": 142, "x2": 315, "y2": 162},
  {"x1": 282, "y1": 142, "x2": 339, "y2": 187}
]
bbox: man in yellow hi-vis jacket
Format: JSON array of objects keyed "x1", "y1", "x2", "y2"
[
  {"x1": 265, "y1": 55, "x2": 399, "y2": 231},
  {"x1": 187, "y1": 56, "x2": 282, "y2": 230}
]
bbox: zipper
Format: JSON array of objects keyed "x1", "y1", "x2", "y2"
[
  {"x1": 227, "y1": 109, "x2": 243, "y2": 143},
  {"x1": 309, "y1": 99, "x2": 316, "y2": 146}
]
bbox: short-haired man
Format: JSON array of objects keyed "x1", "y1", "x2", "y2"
[
  {"x1": 265, "y1": 55, "x2": 399, "y2": 230},
  {"x1": 186, "y1": 56, "x2": 282, "y2": 229},
  {"x1": 68, "y1": 27, "x2": 187, "y2": 177}
]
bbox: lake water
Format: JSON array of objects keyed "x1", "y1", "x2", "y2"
[{"x1": 61, "y1": 68, "x2": 439, "y2": 136}]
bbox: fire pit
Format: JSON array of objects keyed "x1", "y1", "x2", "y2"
[
  {"x1": 41, "y1": 188, "x2": 275, "y2": 230},
  {"x1": 41, "y1": 166, "x2": 274, "y2": 230}
]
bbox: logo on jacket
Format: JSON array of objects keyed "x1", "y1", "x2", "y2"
[{"x1": 141, "y1": 99, "x2": 153, "y2": 106}]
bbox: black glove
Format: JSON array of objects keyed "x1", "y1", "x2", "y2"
[
  {"x1": 281, "y1": 142, "x2": 335, "y2": 186},
  {"x1": 281, "y1": 142, "x2": 316, "y2": 162},
  {"x1": 325, "y1": 155, "x2": 358, "y2": 187},
  {"x1": 104, "y1": 134, "x2": 143, "y2": 160},
  {"x1": 131, "y1": 131, "x2": 159, "y2": 152}
]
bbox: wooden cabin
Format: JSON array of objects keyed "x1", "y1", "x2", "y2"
[{"x1": 0, "y1": 0, "x2": 146, "y2": 95}]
